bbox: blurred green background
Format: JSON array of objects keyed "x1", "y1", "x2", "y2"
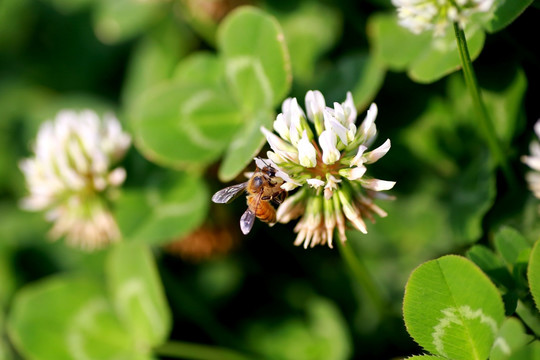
[{"x1": 1, "y1": 0, "x2": 540, "y2": 359}]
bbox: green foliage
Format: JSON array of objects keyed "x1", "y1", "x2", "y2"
[
  {"x1": 130, "y1": 80, "x2": 242, "y2": 167},
  {"x1": 92, "y1": 0, "x2": 165, "y2": 44},
  {"x1": 245, "y1": 297, "x2": 351, "y2": 360},
  {"x1": 115, "y1": 172, "x2": 209, "y2": 245},
  {"x1": 217, "y1": 6, "x2": 291, "y2": 180},
  {"x1": 467, "y1": 245, "x2": 514, "y2": 290},
  {"x1": 218, "y1": 7, "x2": 291, "y2": 111},
  {"x1": 7, "y1": 244, "x2": 170, "y2": 360},
  {"x1": 367, "y1": 0, "x2": 532, "y2": 83},
  {"x1": 448, "y1": 153, "x2": 496, "y2": 241},
  {"x1": 494, "y1": 227, "x2": 531, "y2": 268},
  {"x1": 274, "y1": 1, "x2": 341, "y2": 83},
  {"x1": 316, "y1": 52, "x2": 386, "y2": 111},
  {"x1": 489, "y1": 317, "x2": 532, "y2": 360},
  {"x1": 106, "y1": 243, "x2": 171, "y2": 346},
  {"x1": 122, "y1": 17, "x2": 197, "y2": 107},
  {"x1": 127, "y1": 6, "x2": 291, "y2": 181},
  {"x1": 8, "y1": 276, "x2": 149, "y2": 360},
  {"x1": 0, "y1": 0, "x2": 32, "y2": 51},
  {"x1": 403, "y1": 255, "x2": 505, "y2": 360},
  {"x1": 406, "y1": 227, "x2": 540, "y2": 359},
  {"x1": 368, "y1": 13, "x2": 485, "y2": 83},
  {"x1": 508, "y1": 341, "x2": 540, "y2": 360},
  {"x1": 447, "y1": 64, "x2": 527, "y2": 149},
  {"x1": 1, "y1": 0, "x2": 539, "y2": 359},
  {"x1": 529, "y1": 240, "x2": 540, "y2": 312},
  {"x1": 39, "y1": 0, "x2": 95, "y2": 14},
  {"x1": 485, "y1": 0, "x2": 535, "y2": 33}
]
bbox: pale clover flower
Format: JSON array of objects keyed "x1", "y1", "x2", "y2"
[
  {"x1": 19, "y1": 110, "x2": 131, "y2": 250},
  {"x1": 261, "y1": 91, "x2": 395, "y2": 248},
  {"x1": 522, "y1": 119, "x2": 540, "y2": 199},
  {"x1": 392, "y1": 0, "x2": 496, "y2": 36}
]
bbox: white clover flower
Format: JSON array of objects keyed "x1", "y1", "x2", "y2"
[
  {"x1": 262, "y1": 91, "x2": 395, "y2": 248},
  {"x1": 19, "y1": 109, "x2": 131, "y2": 251},
  {"x1": 392, "y1": 0, "x2": 496, "y2": 36},
  {"x1": 522, "y1": 120, "x2": 540, "y2": 199}
]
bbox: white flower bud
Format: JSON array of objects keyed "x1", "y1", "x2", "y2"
[
  {"x1": 363, "y1": 139, "x2": 391, "y2": 164},
  {"x1": 307, "y1": 178, "x2": 325, "y2": 189},
  {"x1": 358, "y1": 103, "x2": 378, "y2": 147},
  {"x1": 108, "y1": 167, "x2": 127, "y2": 186},
  {"x1": 360, "y1": 179, "x2": 396, "y2": 191},
  {"x1": 283, "y1": 98, "x2": 306, "y2": 146},
  {"x1": 273, "y1": 113, "x2": 290, "y2": 141},
  {"x1": 351, "y1": 145, "x2": 368, "y2": 167},
  {"x1": 298, "y1": 130, "x2": 317, "y2": 168},
  {"x1": 305, "y1": 90, "x2": 326, "y2": 122},
  {"x1": 261, "y1": 126, "x2": 299, "y2": 162},
  {"x1": 342, "y1": 92, "x2": 357, "y2": 124},
  {"x1": 281, "y1": 182, "x2": 301, "y2": 191},
  {"x1": 339, "y1": 166, "x2": 367, "y2": 181},
  {"x1": 319, "y1": 130, "x2": 340, "y2": 165},
  {"x1": 324, "y1": 174, "x2": 341, "y2": 200},
  {"x1": 323, "y1": 110, "x2": 349, "y2": 145},
  {"x1": 338, "y1": 191, "x2": 367, "y2": 234}
]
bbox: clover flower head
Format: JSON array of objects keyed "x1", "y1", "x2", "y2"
[
  {"x1": 261, "y1": 90, "x2": 395, "y2": 249},
  {"x1": 392, "y1": 0, "x2": 496, "y2": 36},
  {"x1": 522, "y1": 119, "x2": 540, "y2": 200},
  {"x1": 19, "y1": 109, "x2": 131, "y2": 250}
]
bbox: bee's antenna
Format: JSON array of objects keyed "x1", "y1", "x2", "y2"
[{"x1": 254, "y1": 157, "x2": 270, "y2": 168}]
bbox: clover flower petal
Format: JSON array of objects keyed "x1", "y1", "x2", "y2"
[
  {"x1": 298, "y1": 130, "x2": 317, "y2": 168},
  {"x1": 307, "y1": 178, "x2": 325, "y2": 189},
  {"x1": 305, "y1": 90, "x2": 326, "y2": 123},
  {"x1": 324, "y1": 174, "x2": 342, "y2": 200},
  {"x1": 342, "y1": 92, "x2": 358, "y2": 124},
  {"x1": 319, "y1": 130, "x2": 341, "y2": 165},
  {"x1": 274, "y1": 113, "x2": 291, "y2": 141},
  {"x1": 358, "y1": 103, "x2": 378, "y2": 148},
  {"x1": 364, "y1": 139, "x2": 392, "y2": 164},
  {"x1": 324, "y1": 109, "x2": 349, "y2": 145}
]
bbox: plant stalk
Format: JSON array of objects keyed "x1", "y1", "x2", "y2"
[
  {"x1": 337, "y1": 239, "x2": 388, "y2": 317},
  {"x1": 453, "y1": 23, "x2": 515, "y2": 187}
]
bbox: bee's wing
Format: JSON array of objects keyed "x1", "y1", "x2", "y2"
[
  {"x1": 211, "y1": 182, "x2": 248, "y2": 204},
  {"x1": 240, "y1": 209, "x2": 255, "y2": 235}
]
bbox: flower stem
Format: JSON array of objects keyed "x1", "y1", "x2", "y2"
[
  {"x1": 453, "y1": 23, "x2": 515, "y2": 187},
  {"x1": 154, "y1": 341, "x2": 255, "y2": 360},
  {"x1": 337, "y1": 239, "x2": 388, "y2": 318}
]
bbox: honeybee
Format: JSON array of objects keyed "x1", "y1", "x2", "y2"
[{"x1": 212, "y1": 159, "x2": 287, "y2": 235}]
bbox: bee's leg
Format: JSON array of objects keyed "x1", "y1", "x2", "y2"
[{"x1": 273, "y1": 191, "x2": 286, "y2": 204}]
